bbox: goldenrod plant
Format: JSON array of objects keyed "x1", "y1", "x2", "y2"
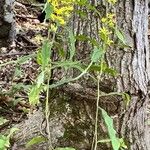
[{"x1": 27, "y1": 0, "x2": 129, "y2": 149}]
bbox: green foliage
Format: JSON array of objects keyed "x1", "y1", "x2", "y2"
[
  {"x1": 0, "y1": 121, "x2": 19, "y2": 150},
  {"x1": 0, "y1": 0, "x2": 130, "y2": 149},
  {"x1": 101, "y1": 108, "x2": 120, "y2": 150},
  {"x1": 91, "y1": 46, "x2": 104, "y2": 63},
  {"x1": 0, "y1": 117, "x2": 8, "y2": 126},
  {"x1": 100, "y1": 108, "x2": 127, "y2": 150},
  {"x1": 0, "y1": 135, "x2": 10, "y2": 150},
  {"x1": 115, "y1": 28, "x2": 127, "y2": 45},
  {"x1": 122, "y1": 92, "x2": 131, "y2": 107},
  {"x1": 41, "y1": 40, "x2": 51, "y2": 69},
  {"x1": 44, "y1": 2, "x2": 54, "y2": 20},
  {"x1": 26, "y1": 136, "x2": 46, "y2": 148},
  {"x1": 27, "y1": 0, "x2": 129, "y2": 149},
  {"x1": 29, "y1": 84, "x2": 42, "y2": 105},
  {"x1": 0, "y1": 53, "x2": 35, "y2": 68}
]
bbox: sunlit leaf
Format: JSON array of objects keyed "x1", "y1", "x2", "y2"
[
  {"x1": 104, "y1": 67, "x2": 118, "y2": 77},
  {"x1": 26, "y1": 136, "x2": 46, "y2": 148},
  {"x1": 37, "y1": 71, "x2": 45, "y2": 88},
  {"x1": 0, "y1": 135, "x2": 9, "y2": 149},
  {"x1": 14, "y1": 67, "x2": 23, "y2": 77},
  {"x1": 122, "y1": 93, "x2": 131, "y2": 107},
  {"x1": 115, "y1": 28, "x2": 126, "y2": 45},
  {"x1": 7, "y1": 128, "x2": 19, "y2": 138},
  {"x1": 0, "y1": 117, "x2": 9, "y2": 126},
  {"x1": 29, "y1": 85, "x2": 41, "y2": 105},
  {"x1": 37, "y1": 50, "x2": 42, "y2": 65},
  {"x1": 17, "y1": 55, "x2": 32, "y2": 64},
  {"x1": 119, "y1": 138, "x2": 128, "y2": 149},
  {"x1": 75, "y1": 34, "x2": 88, "y2": 41},
  {"x1": 58, "y1": 49, "x2": 66, "y2": 59},
  {"x1": 41, "y1": 40, "x2": 52, "y2": 70},
  {"x1": 44, "y1": 2, "x2": 54, "y2": 20},
  {"x1": 100, "y1": 108, "x2": 120, "y2": 150},
  {"x1": 53, "y1": 61, "x2": 83, "y2": 71},
  {"x1": 91, "y1": 46, "x2": 104, "y2": 62}
]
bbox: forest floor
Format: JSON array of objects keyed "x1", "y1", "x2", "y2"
[{"x1": 0, "y1": 0, "x2": 46, "y2": 139}]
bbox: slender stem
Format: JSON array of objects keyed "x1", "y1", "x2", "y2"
[
  {"x1": 45, "y1": 66, "x2": 53, "y2": 150},
  {"x1": 45, "y1": 30, "x2": 56, "y2": 150},
  {"x1": 49, "y1": 61, "x2": 93, "y2": 89},
  {"x1": 92, "y1": 59, "x2": 104, "y2": 150},
  {"x1": 93, "y1": 75, "x2": 100, "y2": 150}
]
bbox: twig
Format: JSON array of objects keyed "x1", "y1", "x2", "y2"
[
  {"x1": 18, "y1": 34, "x2": 38, "y2": 47},
  {"x1": 16, "y1": 14, "x2": 37, "y2": 20}
]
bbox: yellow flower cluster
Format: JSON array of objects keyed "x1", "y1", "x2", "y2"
[
  {"x1": 99, "y1": 13, "x2": 116, "y2": 46},
  {"x1": 107, "y1": 0, "x2": 117, "y2": 4},
  {"x1": 48, "y1": 0, "x2": 75, "y2": 25}
]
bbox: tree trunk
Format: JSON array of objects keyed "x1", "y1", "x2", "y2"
[
  {"x1": 73, "y1": 0, "x2": 150, "y2": 149},
  {"x1": 116, "y1": 0, "x2": 150, "y2": 149},
  {"x1": 0, "y1": 0, "x2": 15, "y2": 47}
]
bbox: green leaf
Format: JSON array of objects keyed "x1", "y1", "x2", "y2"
[
  {"x1": 76, "y1": 0, "x2": 87, "y2": 5},
  {"x1": 13, "y1": 98, "x2": 23, "y2": 106},
  {"x1": 119, "y1": 138, "x2": 128, "y2": 149},
  {"x1": 7, "y1": 128, "x2": 19, "y2": 139},
  {"x1": 11, "y1": 83, "x2": 31, "y2": 93},
  {"x1": 26, "y1": 136, "x2": 46, "y2": 148},
  {"x1": 41, "y1": 40, "x2": 52, "y2": 70},
  {"x1": 100, "y1": 108, "x2": 120, "y2": 150},
  {"x1": 44, "y1": 2, "x2": 54, "y2": 20},
  {"x1": 55, "y1": 147, "x2": 76, "y2": 150},
  {"x1": 14, "y1": 67, "x2": 23, "y2": 77},
  {"x1": 115, "y1": 28, "x2": 126, "y2": 45},
  {"x1": 17, "y1": 55, "x2": 33, "y2": 64},
  {"x1": 104, "y1": 67, "x2": 118, "y2": 77},
  {"x1": 122, "y1": 93, "x2": 131, "y2": 107},
  {"x1": 0, "y1": 135, "x2": 9, "y2": 149},
  {"x1": 0, "y1": 117, "x2": 9, "y2": 126},
  {"x1": 37, "y1": 50, "x2": 42, "y2": 65},
  {"x1": 37, "y1": 71, "x2": 45, "y2": 88},
  {"x1": 89, "y1": 64, "x2": 101, "y2": 71},
  {"x1": 29, "y1": 85, "x2": 41, "y2": 105},
  {"x1": 91, "y1": 46, "x2": 104, "y2": 62},
  {"x1": 58, "y1": 49, "x2": 66, "y2": 59},
  {"x1": 75, "y1": 34, "x2": 88, "y2": 41},
  {"x1": 69, "y1": 29, "x2": 76, "y2": 60}
]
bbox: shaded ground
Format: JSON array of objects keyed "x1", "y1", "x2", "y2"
[{"x1": 0, "y1": 0, "x2": 46, "y2": 137}]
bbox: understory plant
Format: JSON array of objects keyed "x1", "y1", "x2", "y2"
[
  {"x1": 0, "y1": 0, "x2": 130, "y2": 149},
  {"x1": 0, "y1": 117, "x2": 19, "y2": 150}
]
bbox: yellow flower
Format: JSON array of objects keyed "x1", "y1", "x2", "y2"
[
  {"x1": 47, "y1": 0, "x2": 75, "y2": 25},
  {"x1": 50, "y1": 24, "x2": 57, "y2": 32},
  {"x1": 107, "y1": 0, "x2": 117, "y2": 4}
]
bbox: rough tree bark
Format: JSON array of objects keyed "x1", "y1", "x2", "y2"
[
  {"x1": 73, "y1": 0, "x2": 150, "y2": 149},
  {"x1": 0, "y1": 0, "x2": 15, "y2": 47},
  {"x1": 116, "y1": 0, "x2": 150, "y2": 149}
]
